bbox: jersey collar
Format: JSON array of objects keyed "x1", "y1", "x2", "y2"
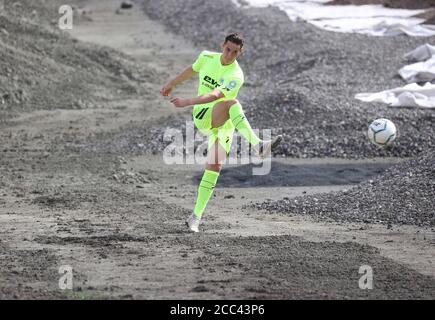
[{"x1": 219, "y1": 54, "x2": 237, "y2": 67}]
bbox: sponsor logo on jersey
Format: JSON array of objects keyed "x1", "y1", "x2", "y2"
[{"x1": 202, "y1": 75, "x2": 221, "y2": 89}]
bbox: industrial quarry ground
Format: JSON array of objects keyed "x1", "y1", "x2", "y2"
[{"x1": 0, "y1": 0, "x2": 433, "y2": 299}]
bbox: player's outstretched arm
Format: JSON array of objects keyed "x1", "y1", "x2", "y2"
[
  {"x1": 160, "y1": 66, "x2": 197, "y2": 97},
  {"x1": 170, "y1": 89, "x2": 224, "y2": 108}
]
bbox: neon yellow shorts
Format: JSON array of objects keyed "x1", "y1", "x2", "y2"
[{"x1": 193, "y1": 103, "x2": 235, "y2": 154}]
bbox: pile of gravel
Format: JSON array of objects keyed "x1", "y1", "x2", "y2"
[
  {"x1": 68, "y1": 121, "x2": 183, "y2": 156},
  {"x1": 245, "y1": 87, "x2": 434, "y2": 158},
  {"x1": 140, "y1": 0, "x2": 435, "y2": 158},
  {"x1": 66, "y1": 113, "x2": 210, "y2": 156},
  {"x1": 251, "y1": 150, "x2": 435, "y2": 227}
]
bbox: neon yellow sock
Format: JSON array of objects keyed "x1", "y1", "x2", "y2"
[
  {"x1": 193, "y1": 169, "x2": 220, "y2": 219},
  {"x1": 229, "y1": 102, "x2": 261, "y2": 146}
]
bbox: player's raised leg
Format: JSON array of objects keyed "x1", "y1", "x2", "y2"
[
  {"x1": 212, "y1": 99, "x2": 282, "y2": 158},
  {"x1": 212, "y1": 99, "x2": 261, "y2": 145}
]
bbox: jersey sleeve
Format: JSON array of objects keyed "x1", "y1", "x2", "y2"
[
  {"x1": 192, "y1": 51, "x2": 207, "y2": 72},
  {"x1": 218, "y1": 76, "x2": 243, "y2": 100}
]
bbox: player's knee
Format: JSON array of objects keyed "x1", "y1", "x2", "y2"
[
  {"x1": 206, "y1": 163, "x2": 222, "y2": 173},
  {"x1": 228, "y1": 99, "x2": 239, "y2": 107}
]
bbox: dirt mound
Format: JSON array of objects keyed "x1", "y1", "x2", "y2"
[
  {"x1": 253, "y1": 150, "x2": 435, "y2": 227},
  {"x1": 0, "y1": 0, "x2": 152, "y2": 114}
]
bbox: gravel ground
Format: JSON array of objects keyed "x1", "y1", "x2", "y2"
[{"x1": 253, "y1": 149, "x2": 435, "y2": 227}]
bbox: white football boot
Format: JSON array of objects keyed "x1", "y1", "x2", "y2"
[{"x1": 186, "y1": 214, "x2": 201, "y2": 233}]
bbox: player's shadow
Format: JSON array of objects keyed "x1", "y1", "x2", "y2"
[{"x1": 193, "y1": 162, "x2": 395, "y2": 188}]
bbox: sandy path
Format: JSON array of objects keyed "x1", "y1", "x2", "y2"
[{"x1": 68, "y1": 0, "x2": 198, "y2": 93}]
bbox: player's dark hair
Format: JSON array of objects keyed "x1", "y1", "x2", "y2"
[{"x1": 224, "y1": 33, "x2": 244, "y2": 48}]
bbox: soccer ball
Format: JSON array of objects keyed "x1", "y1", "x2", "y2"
[{"x1": 367, "y1": 118, "x2": 397, "y2": 148}]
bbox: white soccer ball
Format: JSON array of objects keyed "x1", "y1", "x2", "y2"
[{"x1": 367, "y1": 118, "x2": 397, "y2": 148}]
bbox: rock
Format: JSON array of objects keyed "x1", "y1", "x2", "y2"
[
  {"x1": 190, "y1": 286, "x2": 209, "y2": 292},
  {"x1": 120, "y1": 1, "x2": 133, "y2": 9}
]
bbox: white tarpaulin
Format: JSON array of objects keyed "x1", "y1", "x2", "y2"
[
  {"x1": 355, "y1": 82, "x2": 435, "y2": 108},
  {"x1": 399, "y1": 56, "x2": 435, "y2": 83},
  {"x1": 403, "y1": 43, "x2": 435, "y2": 61},
  {"x1": 356, "y1": 44, "x2": 435, "y2": 108},
  {"x1": 232, "y1": 0, "x2": 435, "y2": 37},
  {"x1": 399, "y1": 44, "x2": 435, "y2": 83}
]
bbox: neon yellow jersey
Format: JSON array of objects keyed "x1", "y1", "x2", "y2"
[{"x1": 192, "y1": 50, "x2": 244, "y2": 103}]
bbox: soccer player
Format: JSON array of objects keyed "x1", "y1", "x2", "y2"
[{"x1": 160, "y1": 33, "x2": 282, "y2": 232}]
